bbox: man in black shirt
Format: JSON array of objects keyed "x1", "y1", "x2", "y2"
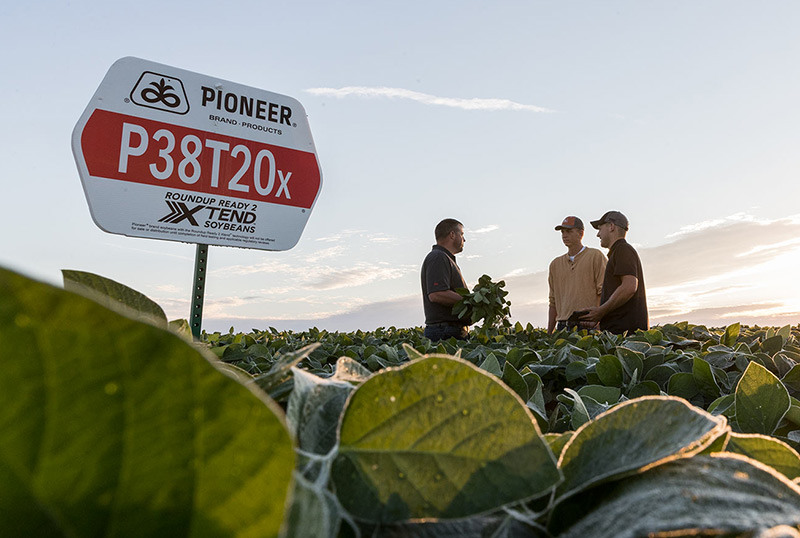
[
  {"x1": 421, "y1": 218, "x2": 469, "y2": 341},
  {"x1": 581, "y1": 211, "x2": 649, "y2": 334}
]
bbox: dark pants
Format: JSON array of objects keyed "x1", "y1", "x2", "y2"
[{"x1": 424, "y1": 323, "x2": 468, "y2": 342}]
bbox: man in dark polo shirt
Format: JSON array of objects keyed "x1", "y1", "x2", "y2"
[
  {"x1": 421, "y1": 218, "x2": 470, "y2": 341},
  {"x1": 581, "y1": 211, "x2": 649, "y2": 334}
]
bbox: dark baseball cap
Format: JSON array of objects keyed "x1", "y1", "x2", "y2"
[
  {"x1": 555, "y1": 216, "x2": 584, "y2": 231},
  {"x1": 590, "y1": 211, "x2": 629, "y2": 230}
]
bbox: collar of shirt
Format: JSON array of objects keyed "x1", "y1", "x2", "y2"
[
  {"x1": 609, "y1": 238, "x2": 629, "y2": 254},
  {"x1": 568, "y1": 245, "x2": 586, "y2": 263},
  {"x1": 432, "y1": 244, "x2": 456, "y2": 262}
]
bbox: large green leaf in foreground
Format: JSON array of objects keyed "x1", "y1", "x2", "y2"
[
  {"x1": 725, "y1": 432, "x2": 800, "y2": 480},
  {"x1": 62, "y1": 268, "x2": 168, "y2": 326},
  {"x1": 556, "y1": 396, "x2": 728, "y2": 502},
  {"x1": 0, "y1": 268, "x2": 294, "y2": 537},
  {"x1": 331, "y1": 355, "x2": 561, "y2": 522},
  {"x1": 558, "y1": 454, "x2": 800, "y2": 538}
]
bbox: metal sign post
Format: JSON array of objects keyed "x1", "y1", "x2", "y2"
[{"x1": 190, "y1": 244, "x2": 209, "y2": 339}]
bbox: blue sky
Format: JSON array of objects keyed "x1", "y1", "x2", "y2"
[{"x1": 2, "y1": 1, "x2": 799, "y2": 332}]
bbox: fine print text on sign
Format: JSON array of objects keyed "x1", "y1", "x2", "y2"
[{"x1": 72, "y1": 57, "x2": 323, "y2": 251}]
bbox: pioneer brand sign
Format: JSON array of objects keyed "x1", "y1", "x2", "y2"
[{"x1": 72, "y1": 57, "x2": 323, "y2": 251}]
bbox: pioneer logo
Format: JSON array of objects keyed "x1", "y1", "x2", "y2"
[
  {"x1": 130, "y1": 71, "x2": 190, "y2": 115},
  {"x1": 200, "y1": 86, "x2": 293, "y2": 126}
]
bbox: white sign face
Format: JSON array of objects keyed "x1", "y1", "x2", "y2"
[{"x1": 72, "y1": 57, "x2": 323, "y2": 251}]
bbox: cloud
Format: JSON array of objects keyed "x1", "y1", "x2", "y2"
[
  {"x1": 304, "y1": 245, "x2": 346, "y2": 263},
  {"x1": 503, "y1": 269, "x2": 548, "y2": 306},
  {"x1": 314, "y1": 229, "x2": 366, "y2": 243},
  {"x1": 469, "y1": 224, "x2": 500, "y2": 234},
  {"x1": 368, "y1": 234, "x2": 395, "y2": 243},
  {"x1": 306, "y1": 264, "x2": 414, "y2": 290},
  {"x1": 502, "y1": 268, "x2": 528, "y2": 278},
  {"x1": 304, "y1": 86, "x2": 553, "y2": 113},
  {"x1": 152, "y1": 284, "x2": 181, "y2": 294},
  {"x1": 665, "y1": 212, "x2": 757, "y2": 238},
  {"x1": 639, "y1": 215, "x2": 800, "y2": 288},
  {"x1": 204, "y1": 295, "x2": 421, "y2": 333},
  {"x1": 650, "y1": 303, "x2": 800, "y2": 327},
  {"x1": 736, "y1": 237, "x2": 800, "y2": 258}
]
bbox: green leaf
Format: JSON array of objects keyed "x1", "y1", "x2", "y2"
[
  {"x1": 504, "y1": 347, "x2": 524, "y2": 370},
  {"x1": 725, "y1": 432, "x2": 800, "y2": 480},
  {"x1": 331, "y1": 356, "x2": 561, "y2": 522},
  {"x1": 332, "y1": 356, "x2": 371, "y2": 384},
  {"x1": 545, "y1": 432, "x2": 574, "y2": 461},
  {"x1": 786, "y1": 402, "x2": 800, "y2": 426},
  {"x1": 698, "y1": 429, "x2": 730, "y2": 455},
  {"x1": 616, "y1": 347, "x2": 644, "y2": 381},
  {"x1": 502, "y1": 362, "x2": 529, "y2": 402},
  {"x1": 526, "y1": 375, "x2": 548, "y2": 426},
  {"x1": 563, "y1": 388, "x2": 591, "y2": 429},
  {"x1": 666, "y1": 372, "x2": 699, "y2": 400},
  {"x1": 692, "y1": 357, "x2": 721, "y2": 400},
  {"x1": 564, "y1": 360, "x2": 589, "y2": 382},
  {"x1": 62, "y1": 269, "x2": 167, "y2": 326},
  {"x1": 479, "y1": 353, "x2": 503, "y2": 377},
  {"x1": 721, "y1": 322, "x2": 740, "y2": 347},
  {"x1": 644, "y1": 364, "x2": 679, "y2": 389},
  {"x1": 762, "y1": 335, "x2": 785, "y2": 355},
  {"x1": 782, "y1": 364, "x2": 800, "y2": 393},
  {"x1": 252, "y1": 344, "x2": 320, "y2": 400},
  {"x1": 595, "y1": 355, "x2": 624, "y2": 387},
  {"x1": 735, "y1": 361, "x2": 791, "y2": 435},
  {"x1": 707, "y1": 394, "x2": 736, "y2": 417},
  {"x1": 168, "y1": 318, "x2": 191, "y2": 338},
  {"x1": 555, "y1": 454, "x2": 800, "y2": 538},
  {"x1": 627, "y1": 381, "x2": 661, "y2": 399},
  {"x1": 0, "y1": 267, "x2": 294, "y2": 536},
  {"x1": 287, "y1": 368, "x2": 354, "y2": 454},
  {"x1": 284, "y1": 472, "x2": 342, "y2": 538},
  {"x1": 641, "y1": 329, "x2": 664, "y2": 345},
  {"x1": 555, "y1": 396, "x2": 727, "y2": 503},
  {"x1": 577, "y1": 385, "x2": 621, "y2": 405}
]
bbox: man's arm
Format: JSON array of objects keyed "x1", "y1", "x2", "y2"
[
  {"x1": 594, "y1": 252, "x2": 607, "y2": 300},
  {"x1": 429, "y1": 290, "x2": 463, "y2": 306},
  {"x1": 547, "y1": 304, "x2": 557, "y2": 334},
  {"x1": 581, "y1": 275, "x2": 638, "y2": 323}
]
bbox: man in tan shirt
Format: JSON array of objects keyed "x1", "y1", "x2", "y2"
[{"x1": 547, "y1": 216, "x2": 607, "y2": 333}]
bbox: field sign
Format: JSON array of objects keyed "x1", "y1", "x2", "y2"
[{"x1": 72, "y1": 57, "x2": 323, "y2": 251}]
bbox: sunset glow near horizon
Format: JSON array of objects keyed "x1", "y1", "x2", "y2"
[{"x1": 2, "y1": 2, "x2": 799, "y2": 332}]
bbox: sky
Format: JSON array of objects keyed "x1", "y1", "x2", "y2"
[{"x1": 2, "y1": 1, "x2": 799, "y2": 333}]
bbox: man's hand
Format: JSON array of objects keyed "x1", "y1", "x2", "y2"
[
  {"x1": 581, "y1": 306, "x2": 604, "y2": 323},
  {"x1": 581, "y1": 275, "x2": 638, "y2": 325}
]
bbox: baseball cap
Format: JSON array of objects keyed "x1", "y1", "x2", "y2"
[
  {"x1": 590, "y1": 211, "x2": 629, "y2": 230},
  {"x1": 555, "y1": 216, "x2": 584, "y2": 231}
]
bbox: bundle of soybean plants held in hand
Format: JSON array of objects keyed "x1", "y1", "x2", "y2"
[{"x1": 452, "y1": 274, "x2": 512, "y2": 330}]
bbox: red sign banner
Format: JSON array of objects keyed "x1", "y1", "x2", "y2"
[{"x1": 81, "y1": 109, "x2": 321, "y2": 209}]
